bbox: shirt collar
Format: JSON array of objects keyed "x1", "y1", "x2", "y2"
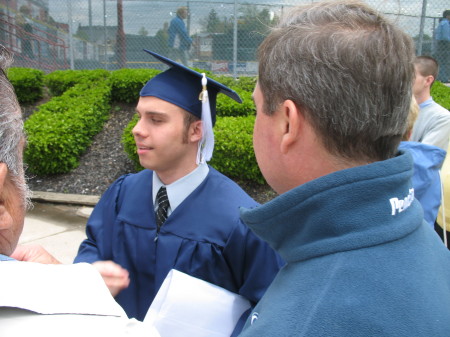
[
  {"x1": 419, "y1": 97, "x2": 434, "y2": 109},
  {"x1": 153, "y1": 163, "x2": 209, "y2": 214}
]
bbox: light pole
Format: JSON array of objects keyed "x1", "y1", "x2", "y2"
[{"x1": 116, "y1": 0, "x2": 126, "y2": 69}]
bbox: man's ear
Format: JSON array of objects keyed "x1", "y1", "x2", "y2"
[
  {"x1": 280, "y1": 100, "x2": 301, "y2": 154},
  {"x1": 426, "y1": 75, "x2": 435, "y2": 87},
  {"x1": 0, "y1": 163, "x2": 8, "y2": 193},
  {"x1": 189, "y1": 120, "x2": 203, "y2": 143}
]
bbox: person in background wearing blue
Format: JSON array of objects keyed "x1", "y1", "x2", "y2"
[
  {"x1": 73, "y1": 50, "x2": 282, "y2": 335},
  {"x1": 410, "y1": 56, "x2": 450, "y2": 151},
  {"x1": 238, "y1": 1, "x2": 450, "y2": 336},
  {"x1": 435, "y1": 10, "x2": 450, "y2": 82},
  {"x1": 399, "y1": 96, "x2": 446, "y2": 227},
  {"x1": 168, "y1": 6, "x2": 192, "y2": 66}
]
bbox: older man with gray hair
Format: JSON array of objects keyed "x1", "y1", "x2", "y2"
[{"x1": 238, "y1": 1, "x2": 450, "y2": 336}]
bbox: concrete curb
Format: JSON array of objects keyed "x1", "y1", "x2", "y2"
[{"x1": 31, "y1": 191, "x2": 100, "y2": 207}]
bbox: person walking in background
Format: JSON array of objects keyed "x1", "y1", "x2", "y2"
[
  {"x1": 168, "y1": 6, "x2": 192, "y2": 66},
  {"x1": 410, "y1": 56, "x2": 450, "y2": 151},
  {"x1": 237, "y1": 1, "x2": 450, "y2": 335},
  {"x1": 435, "y1": 10, "x2": 450, "y2": 82}
]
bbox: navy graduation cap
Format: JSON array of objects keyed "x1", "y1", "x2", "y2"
[{"x1": 140, "y1": 50, "x2": 242, "y2": 164}]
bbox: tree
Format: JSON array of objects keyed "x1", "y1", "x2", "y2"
[
  {"x1": 201, "y1": 9, "x2": 232, "y2": 33},
  {"x1": 138, "y1": 26, "x2": 149, "y2": 36}
]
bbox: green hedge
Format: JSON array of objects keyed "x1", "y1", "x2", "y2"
[
  {"x1": 121, "y1": 114, "x2": 142, "y2": 171},
  {"x1": 8, "y1": 67, "x2": 44, "y2": 105},
  {"x1": 216, "y1": 88, "x2": 255, "y2": 117},
  {"x1": 121, "y1": 114, "x2": 263, "y2": 184},
  {"x1": 212, "y1": 75, "x2": 257, "y2": 92},
  {"x1": 109, "y1": 68, "x2": 161, "y2": 103},
  {"x1": 210, "y1": 115, "x2": 263, "y2": 184},
  {"x1": 44, "y1": 69, "x2": 110, "y2": 96},
  {"x1": 24, "y1": 80, "x2": 111, "y2": 175},
  {"x1": 432, "y1": 81, "x2": 450, "y2": 110}
]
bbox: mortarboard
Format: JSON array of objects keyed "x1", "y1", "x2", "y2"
[{"x1": 140, "y1": 50, "x2": 242, "y2": 164}]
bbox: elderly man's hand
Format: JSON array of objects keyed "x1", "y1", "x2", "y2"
[
  {"x1": 11, "y1": 244, "x2": 62, "y2": 264},
  {"x1": 93, "y1": 260, "x2": 130, "y2": 297}
]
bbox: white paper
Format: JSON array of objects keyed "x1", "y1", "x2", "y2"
[
  {"x1": 0, "y1": 261, "x2": 126, "y2": 317},
  {"x1": 145, "y1": 269, "x2": 251, "y2": 337},
  {"x1": 0, "y1": 261, "x2": 161, "y2": 337}
]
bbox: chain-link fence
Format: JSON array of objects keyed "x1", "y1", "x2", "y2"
[{"x1": 0, "y1": 0, "x2": 449, "y2": 80}]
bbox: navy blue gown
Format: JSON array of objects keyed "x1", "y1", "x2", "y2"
[{"x1": 74, "y1": 167, "x2": 282, "y2": 325}]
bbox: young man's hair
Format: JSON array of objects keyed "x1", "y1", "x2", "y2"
[
  {"x1": 182, "y1": 110, "x2": 200, "y2": 144},
  {"x1": 257, "y1": 0, "x2": 415, "y2": 162},
  {"x1": 414, "y1": 55, "x2": 439, "y2": 84}
]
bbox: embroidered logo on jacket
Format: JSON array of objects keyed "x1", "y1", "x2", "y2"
[
  {"x1": 389, "y1": 188, "x2": 414, "y2": 216},
  {"x1": 250, "y1": 312, "x2": 259, "y2": 325}
]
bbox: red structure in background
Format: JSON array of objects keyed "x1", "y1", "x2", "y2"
[{"x1": 0, "y1": 11, "x2": 69, "y2": 71}]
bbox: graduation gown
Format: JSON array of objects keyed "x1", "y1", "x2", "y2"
[{"x1": 74, "y1": 167, "x2": 282, "y2": 322}]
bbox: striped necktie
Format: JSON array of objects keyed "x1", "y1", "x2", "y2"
[{"x1": 156, "y1": 186, "x2": 170, "y2": 230}]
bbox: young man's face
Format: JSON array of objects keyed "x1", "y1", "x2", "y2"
[
  {"x1": 133, "y1": 96, "x2": 199, "y2": 181},
  {"x1": 412, "y1": 64, "x2": 430, "y2": 98}
]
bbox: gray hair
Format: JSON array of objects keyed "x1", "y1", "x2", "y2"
[
  {"x1": 257, "y1": 0, "x2": 414, "y2": 162},
  {"x1": 0, "y1": 45, "x2": 32, "y2": 209}
]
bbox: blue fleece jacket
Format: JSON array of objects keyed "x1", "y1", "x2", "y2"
[
  {"x1": 399, "y1": 141, "x2": 446, "y2": 226},
  {"x1": 239, "y1": 151, "x2": 450, "y2": 336}
]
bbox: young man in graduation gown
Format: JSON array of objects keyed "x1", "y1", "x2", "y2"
[{"x1": 73, "y1": 51, "x2": 282, "y2": 332}]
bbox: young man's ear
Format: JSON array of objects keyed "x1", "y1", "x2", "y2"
[
  {"x1": 426, "y1": 75, "x2": 435, "y2": 87},
  {"x1": 189, "y1": 120, "x2": 203, "y2": 143}
]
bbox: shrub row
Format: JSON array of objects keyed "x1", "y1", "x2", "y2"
[
  {"x1": 109, "y1": 68, "x2": 161, "y2": 103},
  {"x1": 8, "y1": 67, "x2": 44, "y2": 105},
  {"x1": 24, "y1": 80, "x2": 111, "y2": 175},
  {"x1": 45, "y1": 69, "x2": 110, "y2": 96}
]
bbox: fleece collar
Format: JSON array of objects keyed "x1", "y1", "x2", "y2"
[{"x1": 240, "y1": 151, "x2": 423, "y2": 263}]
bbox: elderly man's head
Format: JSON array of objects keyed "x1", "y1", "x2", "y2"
[{"x1": 0, "y1": 45, "x2": 31, "y2": 256}]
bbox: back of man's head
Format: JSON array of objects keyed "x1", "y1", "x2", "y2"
[
  {"x1": 257, "y1": 0, "x2": 414, "y2": 163},
  {"x1": 414, "y1": 55, "x2": 439, "y2": 81},
  {"x1": 0, "y1": 45, "x2": 23, "y2": 178},
  {"x1": 0, "y1": 45, "x2": 30, "y2": 214}
]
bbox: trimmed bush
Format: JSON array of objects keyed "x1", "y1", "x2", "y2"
[
  {"x1": 121, "y1": 114, "x2": 143, "y2": 171},
  {"x1": 432, "y1": 81, "x2": 450, "y2": 110},
  {"x1": 109, "y1": 68, "x2": 161, "y2": 103},
  {"x1": 45, "y1": 69, "x2": 110, "y2": 96},
  {"x1": 212, "y1": 75, "x2": 257, "y2": 92},
  {"x1": 121, "y1": 114, "x2": 263, "y2": 184},
  {"x1": 24, "y1": 80, "x2": 111, "y2": 175},
  {"x1": 8, "y1": 67, "x2": 44, "y2": 105},
  {"x1": 216, "y1": 88, "x2": 255, "y2": 117},
  {"x1": 210, "y1": 115, "x2": 263, "y2": 184}
]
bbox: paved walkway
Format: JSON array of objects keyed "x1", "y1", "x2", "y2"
[{"x1": 19, "y1": 192, "x2": 98, "y2": 264}]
